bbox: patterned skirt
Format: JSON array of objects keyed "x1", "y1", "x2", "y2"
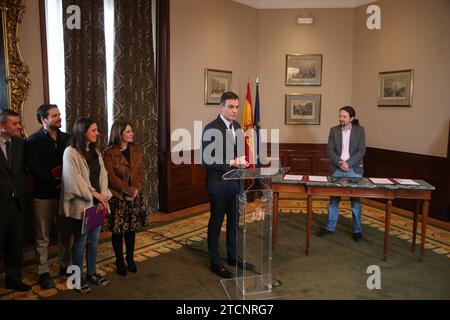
[{"x1": 104, "y1": 194, "x2": 150, "y2": 234}]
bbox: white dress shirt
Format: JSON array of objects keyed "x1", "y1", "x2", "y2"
[
  {"x1": 220, "y1": 114, "x2": 235, "y2": 139},
  {"x1": 0, "y1": 135, "x2": 11, "y2": 161},
  {"x1": 340, "y1": 124, "x2": 352, "y2": 161}
]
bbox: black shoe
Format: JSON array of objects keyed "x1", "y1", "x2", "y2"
[
  {"x1": 5, "y1": 278, "x2": 32, "y2": 292},
  {"x1": 39, "y1": 272, "x2": 55, "y2": 289},
  {"x1": 210, "y1": 263, "x2": 233, "y2": 279},
  {"x1": 116, "y1": 259, "x2": 127, "y2": 276},
  {"x1": 228, "y1": 259, "x2": 255, "y2": 271},
  {"x1": 353, "y1": 232, "x2": 363, "y2": 242},
  {"x1": 126, "y1": 259, "x2": 137, "y2": 273},
  {"x1": 59, "y1": 267, "x2": 70, "y2": 278},
  {"x1": 316, "y1": 228, "x2": 335, "y2": 237}
]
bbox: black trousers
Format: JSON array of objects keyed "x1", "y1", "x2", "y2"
[
  {"x1": 0, "y1": 199, "x2": 24, "y2": 281},
  {"x1": 207, "y1": 193, "x2": 239, "y2": 266}
]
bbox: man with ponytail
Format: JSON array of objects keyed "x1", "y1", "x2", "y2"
[{"x1": 317, "y1": 106, "x2": 366, "y2": 242}]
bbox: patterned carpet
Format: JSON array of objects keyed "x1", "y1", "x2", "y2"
[{"x1": 1, "y1": 199, "x2": 449, "y2": 300}]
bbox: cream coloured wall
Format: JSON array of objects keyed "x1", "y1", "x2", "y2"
[
  {"x1": 352, "y1": 0, "x2": 450, "y2": 157},
  {"x1": 170, "y1": 0, "x2": 450, "y2": 156},
  {"x1": 255, "y1": 8, "x2": 355, "y2": 144},
  {"x1": 170, "y1": 0, "x2": 258, "y2": 147}
]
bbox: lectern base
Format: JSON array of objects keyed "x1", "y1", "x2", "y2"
[{"x1": 220, "y1": 275, "x2": 287, "y2": 300}]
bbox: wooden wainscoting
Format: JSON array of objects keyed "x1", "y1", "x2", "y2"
[
  {"x1": 277, "y1": 143, "x2": 330, "y2": 175},
  {"x1": 160, "y1": 144, "x2": 450, "y2": 221},
  {"x1": 159, "y1": 150, "x2": 208, "y2": 212},
  {"x1": 364, "y1": 148, "x2": 450, "y2": 221}
]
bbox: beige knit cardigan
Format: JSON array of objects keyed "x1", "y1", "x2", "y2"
[{"x1": 60, "y1": 146, "x2": 112, "y2": 220}]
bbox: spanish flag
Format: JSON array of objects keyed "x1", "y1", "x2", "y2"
[{"x1": 242, "y1": 81, "x2": 255, "y2": 168}]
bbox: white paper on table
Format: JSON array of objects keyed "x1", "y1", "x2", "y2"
[
  {"x1": 308, "y1": 175, "x2": 328, "y2": 182},
  {"x1": 283, "y1": 174, "x2": 303, "y2": 181},
  {"x1": 393, "y1": 178, "x2": 420, "y2": 185},
  {"x1": 369, "y1": 178, "x2": 394, "y2": 184}
]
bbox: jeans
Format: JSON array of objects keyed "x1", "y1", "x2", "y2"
[
  {"x1": 325, "y1": 168, "x2": 363, "y2": 233},
  {"x1": 71, "y1": 219, "x2": 102, "y2": 276}
]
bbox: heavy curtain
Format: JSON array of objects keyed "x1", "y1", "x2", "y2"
[
  {"x1": 113, "y1": 0, "x2": 159, "y2": 213},
  {"x1": 63, "y1": 0, "x2": 108, "y2": 147}
]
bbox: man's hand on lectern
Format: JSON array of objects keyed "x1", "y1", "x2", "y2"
[{"x1": 231, "y1": 156, "x2": 249, "y2": 168}]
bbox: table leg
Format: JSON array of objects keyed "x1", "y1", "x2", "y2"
[
  {"x1": 272, "y1": 192, "x2": 279, "y2": 250},
  {"x1": 419, "y1": 200, "x2": 429, "y2": 262},
  {"x1": 384, "y1": 200, "x2": 392, "y2": 261},
  {"x1": 306, "y1": 194, "x2": 313, "y2": 256},
  {"x1": 412, "y1": 200, "x2": 421, "y2": 252}
]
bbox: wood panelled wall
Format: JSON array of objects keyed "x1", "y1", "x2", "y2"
[
  {"x1": 159, "y1": 144, "x2": 450, "y2": 221},
  {"x1": 364, "y1": 147, "x2": 449, "y2": 220}
]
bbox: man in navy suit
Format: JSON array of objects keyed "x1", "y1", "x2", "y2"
[
  {"x1": 0, "y1": 109, "x2": 31, "y2": 291},
  {"x1": 202, "y1": 91, "x2": 249, "y2": 278},
  {"x1": 317, "y1": 106, "x2": 366, "y2": 242}
]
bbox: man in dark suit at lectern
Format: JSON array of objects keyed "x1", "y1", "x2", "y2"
[
  {"x1": 0, "y1": 109, "x2": 31, "y2": 291},
  {"x1": 202, "y1": 91, "x2": 249, "y2": 278}
]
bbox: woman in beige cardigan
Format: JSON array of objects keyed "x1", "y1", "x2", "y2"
[{"x1": 60, "y1": 117, "x2": 112, "y2": 294}]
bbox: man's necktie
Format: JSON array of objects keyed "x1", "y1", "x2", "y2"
[
  {"x1": 229, "y1": 123, "x2": 235, "y2": 136},
  {"x1": 5, "y1": 140, "x2": 12, "y2": 168}
]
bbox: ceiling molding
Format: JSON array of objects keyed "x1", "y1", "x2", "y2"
[{"x1": 232, "y1": 0, "x2": 378, "y2": 9}]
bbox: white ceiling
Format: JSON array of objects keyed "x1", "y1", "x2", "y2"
[{"x1": 232, "y1": 0, "x2": 378, "y2": 9}]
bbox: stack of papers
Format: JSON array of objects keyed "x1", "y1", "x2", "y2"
[
  {"x1": 368, "y1": 178, "x2": 394, "y2": 185},
  {"x1": 283, "y1": 174, "x2": 303, "y2": 181},
  {"x1": 308, "y1": 176, "x2": 328, "y2": 182},
  {"x1": 393, "y1": 178, "x2": 420, "y2": 185}
]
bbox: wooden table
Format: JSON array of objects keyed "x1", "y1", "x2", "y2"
[{"x1": 271, "y1": 178, "x2": 434, "y2": 261}]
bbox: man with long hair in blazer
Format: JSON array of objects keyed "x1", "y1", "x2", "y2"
[
  {"x1": 317, "y1": 106, "x2": 366, "y2": 242},
  {"x1": 202, "y1": 91, "x2": 249, "y2": 278},
  {"x1": 0, "y1": 109, "x2": 31, "y2": 291}
]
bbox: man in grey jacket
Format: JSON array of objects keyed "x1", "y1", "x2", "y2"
[{"x1": 317, "y1": 106, "x2": 366, "y2": 241}]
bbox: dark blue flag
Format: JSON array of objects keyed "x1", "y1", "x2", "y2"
[{"x1": 254, "y1": 79, "x2": 261, "y2": 168}]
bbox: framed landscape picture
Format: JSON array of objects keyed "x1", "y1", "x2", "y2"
[
  {"x1": 285, "y1": 93, "x2": 321, "y2": 125},
  {"x1": 285, "y1": 54, "x2": 322, "y2": 86},
  {"x1": 204, "y1": 68, "x2": 232, "y2": 105},
  {"x1": 378, "y1": 69, "x2": 414, "y2": 107}
]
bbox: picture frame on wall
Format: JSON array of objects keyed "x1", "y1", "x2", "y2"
[
  {"x1": 377, "y1": 69, "x2": 414, "y2": 107},
  {"x1": 204, "y1": 68, "x2": 232, "y2": 105},
  {"x1": 285, "y1": 93, "x2": 321, "y2": 125},
  {"x1": 285, "y1": 54, "x2": 322, "y2": 86}
]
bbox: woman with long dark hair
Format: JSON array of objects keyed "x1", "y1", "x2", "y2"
[
  {"x1": 60, "y1": 117, "x2": 112, "y2": 294},
  {"x1": 103, "y1": 120, "x2": 148, "y2": 276}
]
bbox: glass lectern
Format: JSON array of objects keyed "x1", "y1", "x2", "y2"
[{"x1": 220, "y1": 167, "x2": 289, "y2": 300}]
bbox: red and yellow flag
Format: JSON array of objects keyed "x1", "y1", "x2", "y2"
[{"x1": 242, "y1": 81, "x2": 255, "y2": 168}]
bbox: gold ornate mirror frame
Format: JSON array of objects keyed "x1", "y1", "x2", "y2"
[{"x1": 0, "y1": 0, "x2": 30, "y2": 116}]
